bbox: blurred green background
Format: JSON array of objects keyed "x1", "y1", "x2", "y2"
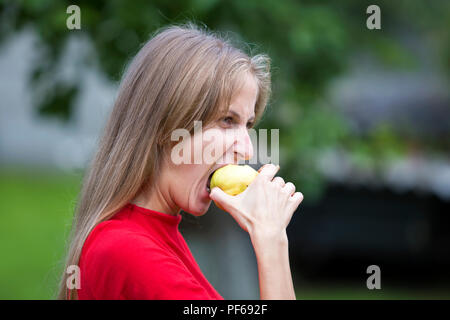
[{"x1": 0, "y1": 0, "x2": 449, "y2": 299}]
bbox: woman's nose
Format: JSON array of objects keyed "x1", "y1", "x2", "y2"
[{"x1": 233, "y1": 126, "x2": 254, "y2": 161}]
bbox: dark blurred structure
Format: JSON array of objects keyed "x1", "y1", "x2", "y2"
[{"x1": 289, "y1": 184, "x2": 450, "y2": 287}]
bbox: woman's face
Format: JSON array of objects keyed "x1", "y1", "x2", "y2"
[{"x1": 163, "y1": 73, "x2": 259, "y2": 216}]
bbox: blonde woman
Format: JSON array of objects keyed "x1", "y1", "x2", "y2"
[{"x1": 58, "y1": 23, "x2": 304, "y2": 300}]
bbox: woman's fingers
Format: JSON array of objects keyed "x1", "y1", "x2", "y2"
[
  {"x1": 216, "y1": 163, "x2": 304, "y2": 235},
  {"x1": 283, "y1": 182, "x2": 295, "y2": 196},
  {"x1": 289, "y1": 192, "x2": 304, "y2": 207},
  {"x1": 272, "y1": 176, "x2": 285, "y2": 187},
  {"x1": 257, "y1": 163, "x2": 280, "y2": 181}
]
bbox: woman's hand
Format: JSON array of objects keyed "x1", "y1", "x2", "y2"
[
  {"x1": 210, "y1": 163, "x2": 303, "y2": 299},
  {"x1": 209, "y1": 164, "x2": 303, "y2": 241}
]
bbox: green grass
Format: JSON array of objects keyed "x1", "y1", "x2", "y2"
[{"x1": 0, "y1": 166, "x2": 82, "y2": 299}]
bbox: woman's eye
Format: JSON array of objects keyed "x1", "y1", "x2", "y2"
[{"x1": 222, "y1": 117, "x2": 233, "y2": 126}]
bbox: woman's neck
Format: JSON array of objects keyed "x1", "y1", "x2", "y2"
[{"x1": 131, "y1": 184, "x2": 181, "y2": 216}]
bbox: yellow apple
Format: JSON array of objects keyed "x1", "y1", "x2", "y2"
[{"x1": 209, "y1": 164, "x2": 258, "y2": 210}]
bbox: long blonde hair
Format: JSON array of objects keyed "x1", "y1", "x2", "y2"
[{"x1": 57, "y1": 22, "x2": 271, "y2": 300}]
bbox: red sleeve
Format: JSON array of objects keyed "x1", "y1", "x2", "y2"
[{"x1": 81, "y1": 228, "x2": 215, "y2": 300}]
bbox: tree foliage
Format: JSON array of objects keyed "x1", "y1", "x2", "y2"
[{"x1": 1, "y1": 0, "x2": 448, "y2": 201}]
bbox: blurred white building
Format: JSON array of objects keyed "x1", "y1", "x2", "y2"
[{"x1": 0, "y1": 29, "x2": 115, "y2": 170}]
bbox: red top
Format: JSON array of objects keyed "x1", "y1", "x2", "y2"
[{"x1": 77, "y1": 203, "x2": 223, "y2": 300}]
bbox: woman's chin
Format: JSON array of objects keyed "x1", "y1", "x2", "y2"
[
  {"x1": 191, "y1": 195, "x2": 213, "y2": 216},
  {"x1": 186, "y1": 205, "x2": 210, "y2": 217},
  {"x1": 181, "y1": 188, "x2": 213, "y2": 217}
]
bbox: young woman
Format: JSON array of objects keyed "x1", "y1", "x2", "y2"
[{"x1": 58, "y1": 23, "x2": 304, "y2": 300}]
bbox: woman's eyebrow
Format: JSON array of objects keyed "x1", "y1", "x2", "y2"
[{"x1": 228, "y1": 110, "x2": 255, "y2": 122}]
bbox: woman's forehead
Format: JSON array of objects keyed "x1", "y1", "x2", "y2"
[{"x1": 228, "y1": 78, "x2": 258, "y2": 117}]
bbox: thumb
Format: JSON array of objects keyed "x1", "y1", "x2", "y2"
[
  {"x1": 209, "y1": 187, "x2": 234, "y2": 209},
  {"x1": 209, "y1": 187, "x2": 247, "y2": 232}
]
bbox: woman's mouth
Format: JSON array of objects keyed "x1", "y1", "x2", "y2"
[{"x1": 206, "y1": 172, "x2": 214, "y2": 193}]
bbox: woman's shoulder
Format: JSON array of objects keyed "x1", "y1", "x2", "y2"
[
  {"x1": 78, "y1": 216, "x2": 179, "y2": 299},
  {"x1": 81, "y1": 217, "x2": 162, "y2": 264}
]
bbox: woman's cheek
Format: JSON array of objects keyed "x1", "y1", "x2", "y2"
[
  {"x1": 221, "y1": 128, "x2": 239, "y2": 161},
  {"x1": 202, "y1": 128, "x2": 227, "y2": 164}
]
